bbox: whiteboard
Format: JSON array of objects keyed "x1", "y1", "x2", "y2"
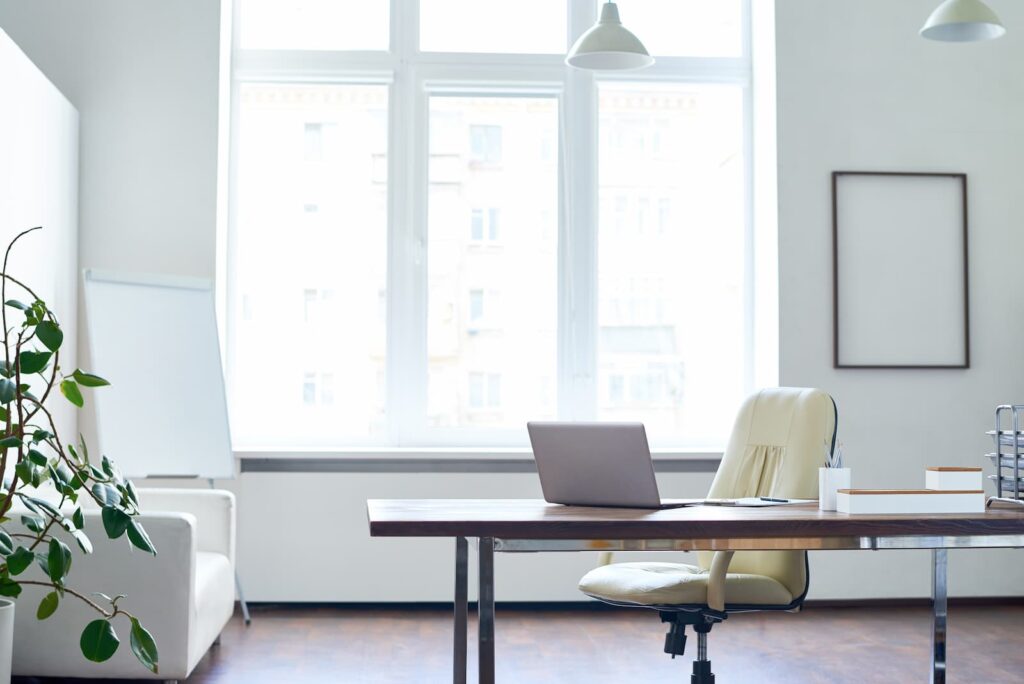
[{"x1": 83, "y1": 270, "x2": 234, "y2": 479}]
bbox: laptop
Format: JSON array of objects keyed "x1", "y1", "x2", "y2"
[{"x1": 527, "y1": 421, "x2": 700, "y2": 509}]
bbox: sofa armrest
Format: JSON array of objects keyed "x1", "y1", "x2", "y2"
[
  {"x1": 11, "y1": 510, "x2": 198, "y2": 679},
  {"x1": 137, "y1": 488, "x2": 235, "y2": 566}
]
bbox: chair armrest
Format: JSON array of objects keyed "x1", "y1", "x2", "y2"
[
  {"x1": 706, "y1": 550, "x2": 735, "y2": 612},
  {"x1": 137, "y1": 488, "x2": 235, "y2": 566}
]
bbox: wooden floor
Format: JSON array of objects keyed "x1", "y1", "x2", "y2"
[{"x1": 14, "y1": 603, "x2": 1024, "y2": 683}]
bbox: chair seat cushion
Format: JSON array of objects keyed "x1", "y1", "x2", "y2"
[{"x1": 578, "y1": 562, "x2": 794, "y2": 607}]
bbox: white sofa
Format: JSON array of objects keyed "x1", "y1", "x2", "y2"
[{"x1": 11, "y1": 488, "x2": 236, "y2": 682}]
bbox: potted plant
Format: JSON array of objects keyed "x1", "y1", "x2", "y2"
[{"x1": 0, "y1": 227, "x2": 158, "y2": 678}]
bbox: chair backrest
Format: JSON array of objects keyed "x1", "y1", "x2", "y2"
[{"x1": 697, "y1": 387, "x2": 836, "y2": 601}]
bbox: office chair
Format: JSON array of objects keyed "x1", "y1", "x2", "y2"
[{"x1": 578, "y1": 388, "x2": 837, "y2": 683}]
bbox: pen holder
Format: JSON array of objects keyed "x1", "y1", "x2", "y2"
[{"x1": 819, "y1": 467, "x2": 851, "y2": 512}]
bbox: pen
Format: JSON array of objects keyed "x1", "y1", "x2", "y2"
[{"x1": 759, "y1": 497, "x2": 790, "y2": 503}]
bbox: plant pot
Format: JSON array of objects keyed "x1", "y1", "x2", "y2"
[{"x1": 0, "y1": 598, "x2": 12, "y2": 684}]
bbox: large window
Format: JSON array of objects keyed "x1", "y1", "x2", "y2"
[{"x1": 228, "y1": 0, "x2": 761, "y2": 449}]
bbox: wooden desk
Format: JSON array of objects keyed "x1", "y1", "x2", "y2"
[{"x1": 367, "y1": 499, "x2": 1024, "y2": 684}]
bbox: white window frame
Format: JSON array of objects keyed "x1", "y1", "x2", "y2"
[{"x1": 226, "y1": 0, "x2": 760, "y2": 450}]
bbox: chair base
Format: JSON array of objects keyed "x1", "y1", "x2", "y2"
[
  {"x1": 661, "y1": 611, "x2": 721, "y2": 683},
  {"x1": 691, "y1": 658, "x2": 714, "y2": 684}
]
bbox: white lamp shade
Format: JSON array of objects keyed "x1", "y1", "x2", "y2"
[
  {"x1": 566, "y1": 2, "x2": 654, "y2": 71},
  {"x1": 920, "y1": 0, "x2": 1006, "y2": 42}
]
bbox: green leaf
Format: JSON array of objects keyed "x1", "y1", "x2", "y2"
[
  {"x1": 72, "y1": 507, "x2": 84, "y2": 530},
  {"x1": 101, "y1": 455, "x2": 114, "y2": 477},
  {"x1": 35, "y1": 321, "x2": 63, "y2": 352},
  {"x1": 0, "y1": 578, "x2": 21, "y2": 598},
  {"x1": 23, "y1": 499, "x2": 61, "y2": 529},
  {"x1": 7, "y1": 546, "x2": 34, "y2": 575},
  {"x1": 37, "y1": 591, "x2": 59, "y2": 620},
  {"x1": 101, "y1": 507, "x2": 130, "y2": 539},
  {"x1": 126, "y1": 520, "x2": 156, "y2": 555},
  {"x1": 13, "y1": 462, "x2": 31, "y2": 485},
  {"x1": 71, "y1": 528, "x2": 93, "y2": 554},
  {"x1": 4, "y1": 300, "x2": 28, "y2": 311},
  {"x1": 47, "y1": 538, "x2": 72, "y2": 583},
  {"x1": 18, "y1": 495, "x2": 41, "y2": 515},
  {"x1": 32, "y1": 429, "x2": 53, "y2": 443},
  {"x1": 0, "y1": 379, "x2": 15, "y2": 404},
  {"x1": 91, "y1": 483, "x2": 121, "y2": 507},
  {"x1": 24, "y1": 496, "x2": 60, "y2": 518},
  {"x1": 0, "y1": 530, "x2": 12, "y2": 556},
  {"x1": 60, "y1": 379, "x2": 83, "y2": 407},
  {"x1": 124, "y1": 480, "x2": 139, "y2": 506},
  {"x1": 33, "y1": 551, "x2": 49, "y2": 576},
  {"x1": 0, "y1": 362, "x2": 10, "y2": 379},
  {"x1": 72, "y1": 370, "x2": 110, "y2": 388},
  {"x1": 27, "y1": 449, "x2": 48, "y2": 467},
  {"x1": 0, "y1": 436, "x2": 21, "y2": 448},
  {"x1": 18, "y1": 350, "x2": 51, "y2": 375},
  {"x1": 80, "y1": 619, "x2": 119, "y2": 663},
  {"x1": 129, "y1": 617, "x2": 159, "y2": 674},
  {"x1": 21, "y1": 513, "x2": 44, "y2": 533}
]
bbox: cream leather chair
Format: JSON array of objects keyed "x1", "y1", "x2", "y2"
[{"x1": 578, "y1": 388, "x2": 836, "y2": 683}]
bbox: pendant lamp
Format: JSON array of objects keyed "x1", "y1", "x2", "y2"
[
  {"x1": 921, "y1": 0, "x2": 1006, "y2": 42},
  {"x1": 566, "y1": 1, "x2": 654, "y2": 71}
]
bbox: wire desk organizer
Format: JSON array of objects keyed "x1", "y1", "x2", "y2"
[{"x1": 987, "y1": 405, "x2": 1024, "y2": 507}]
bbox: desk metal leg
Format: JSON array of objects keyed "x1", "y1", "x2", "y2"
[
  {"x1": 931, "y1": 548, "x2": 947, "y2": 684},
  {"x1": 479, "y1": 537, "x2": 496, "y2": 684},
  {"x1": 454, "y1": 537, "x2": 468, "y2": 684}
]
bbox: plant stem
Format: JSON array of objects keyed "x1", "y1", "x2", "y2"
[
  {"x1": 17, "y1": 580, "x2": 127, "y2": 620},
  {"x1": 0, "y1": 227, "x2": 41, "y2": 372}
]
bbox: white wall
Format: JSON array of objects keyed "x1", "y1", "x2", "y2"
[
  {"x1": 0, "y1": 27, "x2": 78, "y2": 440},
  {"x1": 0, "y1": 0, "x2": 226, "y2": 496},
  {"x1": 4, "y1": 0, "x2": 1024, "y2": 603},
  {"x1": 0, "y1": 0, "x2": 223, "y2": 278},
  {"x1": 777, "y1": 0, "x2": 1024, "y2": 597}
]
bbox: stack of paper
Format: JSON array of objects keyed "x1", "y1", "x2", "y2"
[
  {"x1": 987, "y1": 430, "x2": 1024, "y2": 448},
  {"x1": 836, "y1": 489, "x2": 985, "y2": 514}
]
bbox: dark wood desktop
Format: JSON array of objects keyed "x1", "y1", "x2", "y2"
[{"x1": 367, "y1": 499, "x2": 1024, "y2": 684}]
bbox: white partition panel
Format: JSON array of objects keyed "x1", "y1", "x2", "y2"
[{"x1": 0, "y1": 27, "x2": 79, "y2": 439}]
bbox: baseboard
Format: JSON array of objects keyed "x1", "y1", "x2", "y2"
[
  {"x1": 239, "y1": 597, "x2": 1024, "y2": 612},
  {"x1": 802, "y1": 596, "x2": 1024, "y2": 608}
]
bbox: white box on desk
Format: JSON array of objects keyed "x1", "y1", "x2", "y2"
[
  {"x1": 836, "y1": 489, "x2": 985, "y2": 514},
  {"x1": 925, "y1": 467, "x2": 983, "y2": 491}
]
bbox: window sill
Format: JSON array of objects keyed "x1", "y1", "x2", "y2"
[
  {"x1": 235, "y1": 447, "x2": 723, "y2": 474},
  {"x1": 235, "y1": 446, "x2": 722, "y2": 461}
]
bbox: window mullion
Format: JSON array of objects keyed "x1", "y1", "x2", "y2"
[
  {"x1": 385, "y1": 0, "x2": 427, "y2": 445},
  {"x1": 560, "y1": 68, "x2": 598, "y2": 421},
  {"x1": 559, "y1": 0, "x2": 599, "y2": 422}
]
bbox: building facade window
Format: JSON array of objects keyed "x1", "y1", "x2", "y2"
[{"x1": 227, "y1": 0, "x2": 760, "y2": 449}]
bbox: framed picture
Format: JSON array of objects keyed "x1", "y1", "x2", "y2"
[{"x1": 832, "y1": 171, "x2": 969, "y2": 369}]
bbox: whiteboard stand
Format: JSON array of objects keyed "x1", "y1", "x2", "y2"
[{"x1": 83, "y1": 269, "x2": 252, "y2": 626}]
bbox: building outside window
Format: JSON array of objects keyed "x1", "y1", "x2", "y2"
[
  {"x1": 469, "y1": 124, "x2": 503, "y2": 164},
  {"x1": 227, "y1": 0, "x2": 764, "y2": 450}
]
